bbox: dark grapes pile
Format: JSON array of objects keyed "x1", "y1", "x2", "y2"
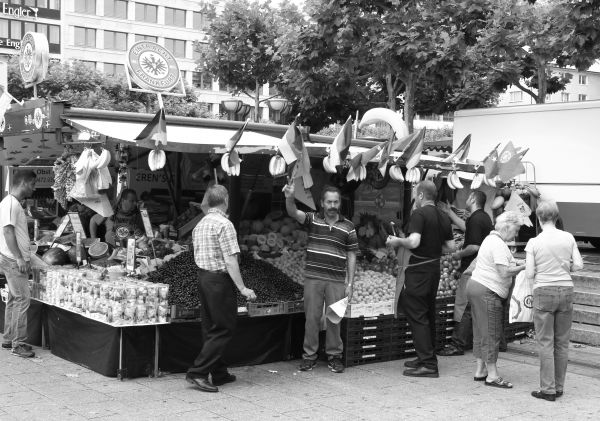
[
  {"x1": 146, "y1": 251, "x2": 202, "y2": 308},
  {"x1": 145, "y1": 251, "x2": 304, "y2": 308},
  {"x1": 238, "y1": 253, "x2": 303, "y2": 306}
]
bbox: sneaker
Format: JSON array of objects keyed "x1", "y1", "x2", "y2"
[
  {"x1": 11, "y1": 344, "x2": 35, "y2": 358},
  {"x1": 328, "y1": 357, "x2": 345, "y2": 373},
  {"x1": 437, "y1": 345, "x2": 464, "y2": 356},
  {"x1": 298, "y1": 358, "x2": 317, "y2": 371}
]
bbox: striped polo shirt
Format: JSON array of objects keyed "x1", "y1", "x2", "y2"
[{"x1": 303, "y1": 212, "x2": 359, "y2": 283}]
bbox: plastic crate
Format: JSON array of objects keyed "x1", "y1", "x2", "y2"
[
  {"x1": 344, "y1": 336, "x2": 390, "y2": 352},
  {"x1": 343, "y1": 345, "x2": 394, "y2": 367},
  {"x1": 505, "y1": 322, "x2": 533, "y2": 341},
  {"x1": 343, "y1": 315, "x2": 395, "y2": 337},
  {"x1": 170, "y1": 305, "x2": 202, "y2": 320},
  {"x1": 345, "y1": 300, "x2": 394, "y2": 318},
  {"x1": 247, "y1": 302, "x2": 285, "y2": 317},
  {"x1": 284, "y1": 300, "x2": 304, "y2": 314}
]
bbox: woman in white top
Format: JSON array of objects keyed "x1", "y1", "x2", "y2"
[
  {"x1": 525, "y1": 201, "x2": 583, "y2": 401},
  {"x1": 467, "y1": 211, "x2": 525, "y2": 389}
]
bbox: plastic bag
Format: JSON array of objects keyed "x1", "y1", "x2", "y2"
[{"x1": 509, "y1": 271, "x2": 533, "y2": 323}]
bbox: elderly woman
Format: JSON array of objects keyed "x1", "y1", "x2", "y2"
[
  {"x1": 467, "y1": 211, "x2": 525, "y2": 388},
  {"x1": 525, "y1": 201, "x2": 583, "y2": 401}
]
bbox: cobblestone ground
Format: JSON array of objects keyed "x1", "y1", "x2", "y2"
[{"x1": 2, "y1": 336, "x2": 600, "y2": 421}]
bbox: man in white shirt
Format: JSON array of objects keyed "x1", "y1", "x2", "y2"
[{"x1": 0, "y1": 170, "x2": 36, "y2": 358}]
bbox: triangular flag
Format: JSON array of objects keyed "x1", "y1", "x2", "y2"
[
  {"x1": 329, "y1": 116, "x2": 353, "y2": 167},
  {"x1": 443, "y1": 134, "x2": 471, "y2": 163},
  {"x1": 135, "y1": 108, "x2": 167, "y2": 149},
  {"x1": 378, "y1": 136, "x2": 395, "y2": 176},
  {"x1": 0, "y1": 85, "x2": 14, "y2": 121},
  {"x1": 504, "y1": 192, "x2": 532, "y2": 227},
  {"x1": 497, "y1": 141, "x2": 526, "y2": 182},
  {"x1": 226, "y1": 120, "x2": 249, "y2": 152},
  {"x1": 361, "y1": 143, "x2": 384, "y2": 165},
  {"x1": 277, "y1": 120, "x2": 303, "y2": 164},
  {"x1": 347, "y1": 154, "x2": 363, "y2": 181},
  {"x1": 483, "y1": 143, "x2": 501, "y2": 178},
  {"x1": 401, "y1": 128, "x2": 426, "y2": 169},
  {"x1": 294, "y1": 180, "x2": 316, "y2": 210}
]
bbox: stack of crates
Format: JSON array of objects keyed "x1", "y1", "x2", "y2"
[{"x1": 435, "y1": 296, "x2": 455, "y2": 349}]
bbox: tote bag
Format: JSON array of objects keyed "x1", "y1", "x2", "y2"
[{"x1": 509, "y1": 271, "x2": 534, "y2": 323}]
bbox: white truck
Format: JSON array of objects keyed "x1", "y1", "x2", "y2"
[{"x1": 453, "y1": 100, "x2": 600, "y2": 249}]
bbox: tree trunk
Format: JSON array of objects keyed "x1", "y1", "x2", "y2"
[
  {"x1": 403, "y1": 72, "x2": 417, "y2": 134},
  {"x1": 254, "y1": 79, "x2": 261, "y2": 122},
  {"x1": 536, "y1": 62, "x2": 547, "y2": 104},
  {"x1": 385, "y1": 71, "x2": 396, "y2": 111}
]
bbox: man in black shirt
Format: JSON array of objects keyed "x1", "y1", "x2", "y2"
[
  {"x1": 387, "y1": 181, "x2": 455, "y2": 377},
  {"x1": 438, "y1": 190, "x2": 493, "y2": 356}
]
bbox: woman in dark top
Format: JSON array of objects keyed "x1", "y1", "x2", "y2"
[{"x1": 90, "y1": 189, "x2": 144, "y2": 246}]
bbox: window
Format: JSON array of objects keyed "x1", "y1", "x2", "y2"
[
  {"x1": 49, "y1": 0, "x2": 60, "y2": 9},
  {"x1": 165, "y1": 7, "x2": 186, "y2": 27},
  {"x1": 104, "y1": 0, "x2": 127, "y2": 19},
  {"x1": 561, "y1": 92, "x2": 569, "y2": 102},
  {"x1": 0, "y1": 19, "x2": 8, "y2": 38},
  {"x1": 193, "y1": 11, "x2": 211, "y2": 31},
  {"x1": 135, "y1": 34, "x2": 157, "y2": 43},
  {"x1": 10, "y1": 21, "x2": 22, "y2": 40},
  {"x1": 192, "y1": 72, "x2": 212, "y2": 90},
  {"x1": 74, "y1": 27, "x2": 96, "y2": 48},
  {"x1": 104, "y1": 30, "x2": 127, "y2": 51},
  {"x1": 135, "y1": 3, "x2": 157, "y2": 23},
  {"x1": 509, "y1": 91, "x2": 523, "y2": 102},
  {"x1": 165, "y1": 38, "x2": 185, "y2": 58},
  {"x1": 80, "y1": 61, "x2": 96, "y2": 70},
  {"x1": 579, "y1": 94, "x2": 587, "y2": 101},
  {"x1": 48, "y1": 25, "x2": 60, "y2": 44},
  {"x1": 24, "y1": 22, "x2": 35, "y2": 33},
  {"x1": 75, "y1": 0, "x2": 95, "y2": 14},
  {"x1": 578, "y1": 75, "x2": 588, "y2": 85},
  {"x1": 104, "y1": 63, "x2": 125, "y2": 77}
]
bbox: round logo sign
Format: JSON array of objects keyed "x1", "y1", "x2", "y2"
[
  {"x1": 127, "y1": 41, "x2": 181, "y2": 92},
  {"x1": 19, "y1": 32, "x2": 50, "y2": 85}
]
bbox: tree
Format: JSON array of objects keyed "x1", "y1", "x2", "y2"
[
  {"x1": 7, "y1": 57, "x2": 213, "y2": 117},
  {"x1": 197, "y1": 0, "x2": 302, "y2": 122}
]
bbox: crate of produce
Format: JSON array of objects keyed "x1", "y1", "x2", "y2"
[
  {"x1": 284, "y1": 299, "x2": 304, "y2": 314},
  {"x1": 170, "y1": 305, "x2": 202, "y2": 320},
  {"x1": 344, "y1": 335, "x2": 391, "y2": 352},
  {"x1": 435, "y1": 296, "x2": 455, "y2": 313},
  {"x1": 345, "y1": 300, "x2": 394, "y2": 318},
  {"x1": 343, "y1": 315, "x2": 394, "y2": 332},
  {"x1": 247, "y1": 301, "x2": 286, "y2": 317},
  {"x1": 343, "y1": 345, "x2": 394, "y2": 367}
]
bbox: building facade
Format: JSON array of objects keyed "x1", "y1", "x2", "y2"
[
  {"x1": 497, "y1": 63, "x2": 600, "y2": 107},
  {"x1": 0, "y1": 0, "x2": 273, "y2": 120}
]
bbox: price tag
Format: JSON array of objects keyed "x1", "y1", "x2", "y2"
[
  {"x1": 140, "y1": 209, "x2": 154, "y2": 238},
  {"x1": 68, "y1": 212, "x2": 87, "y2": 239},
  {"x1": 54, "y1": 216, "x2": 70, "y2": 239},
  {"x1": 75, "y1": 232, "x2": 82, "y2": 264},
  {"x1": 125, "y1": 238, "x2": 136, "y2": 272}
]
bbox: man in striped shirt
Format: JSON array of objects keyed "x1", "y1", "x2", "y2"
[{"x1": 284, "y1": 183, "x2": 358, "y2": 373}]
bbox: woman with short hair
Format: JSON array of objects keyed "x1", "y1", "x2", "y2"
[
  {"x1": 526, "y1": 201, "x2": 583, "y2": 401},
  {"x1": 467, "y1": 211, "x2": 525, "y2": 388}
]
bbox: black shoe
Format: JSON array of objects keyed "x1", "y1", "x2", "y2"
[
  {"x1": 298, "y1": 358, "x2": 317, "y2": 371},
  {"x1": 1, "y1": 342, "x2": 11, "y2": 350},
  {"x1": 403, "y1": 366, "x2": 439, "y2": 378},
  {"x1": 404, "y1": 358, "x2": 421, "y2": 369},
  {"x1": 531, "y1": 391, "x2": 555, "y2": 402},
  {"x1": 328, "y1": 357, "x2": 345, "y2": 373},
  {"x1": 186, "y1": 374, "x2": 218, "y2": 393},
  {"x1": 556, "y1": 391, "x2": 563, "y2": 398},
  {"x1": 437, "y1": 345, "x2": 464, "y2": 356},
  {"x1": 212, "y1": 373, "x2": 236, "y2": 386},
  {"x1": 11, "y1": 344, "x2": 35, "y2": 358}
]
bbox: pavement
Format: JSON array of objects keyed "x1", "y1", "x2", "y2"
[{"x1": 2, "y1": 334, "x2": 600, "y2": 420}]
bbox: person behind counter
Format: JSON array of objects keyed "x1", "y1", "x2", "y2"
[
  {"x1": 89, "y1": 189, "x2": 145, "y2": 246},
  {"x1": 0, "y1": 170, "x2": 37, "y2": 358}
]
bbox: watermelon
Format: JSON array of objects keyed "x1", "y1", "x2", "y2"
[
  {"x1": 42, "y1": 248, "x2": 69, "y2": 266},
  {"x1": 88, "y1": 242, "x2": 110, "y2": 260}
]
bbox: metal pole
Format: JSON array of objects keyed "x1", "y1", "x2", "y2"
[{"x1": 153, "y1": 325, "x2": 160, "y2": 378}]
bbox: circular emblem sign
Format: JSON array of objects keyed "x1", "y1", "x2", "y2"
[
  {"x1": 19, "y1": 32, "x2": 50, "y2": 85},
  {"x1": 127, "y1": 41, "x2": 181, "y2": 92}
]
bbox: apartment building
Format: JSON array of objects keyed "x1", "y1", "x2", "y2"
[{"x1": 0, "y1": 0, "x2": 272, "y2": 119}]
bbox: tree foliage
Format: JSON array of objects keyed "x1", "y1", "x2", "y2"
[{"x1": 7, "y1": 57, "x2": 213, "y2": 117}]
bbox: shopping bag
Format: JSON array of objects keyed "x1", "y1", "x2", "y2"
[{"x1": 509, "y1": 271, "x2": 534, "y2": 323}]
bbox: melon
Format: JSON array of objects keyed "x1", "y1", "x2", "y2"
[
  {"x1": 88, "y1": 242, "x2": 110, "y2": 260},
  {"x1": 67, "y1": 245, "x2": 86, "y2": 264},
  {"x1": 251, "y1": 220, "x2": 264, "y2": 234},
  {"x1": 279, "y1": 224, "x2": 293, "y2": 236},
  {"x1": 42, "y1": 248, "x2": 69, "y2": 266}
]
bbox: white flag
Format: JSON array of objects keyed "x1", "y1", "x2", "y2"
[{"x1": 0, "y1": 85, "x2": 13, "y2": 120}]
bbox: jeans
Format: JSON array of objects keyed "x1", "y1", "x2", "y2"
[
  {"x1": 468, "y1": 280, "x2": 504, "y2": 364},
  {"x1": 303, "y1": 278, "x2": 345, "y2": 360},
  {"x1": 187, "y1": 271, "x2": 237, "y2": 380},
  {"x1": 399, "y1": 270, "x2": 440, "y2": 370},
  {"x1": 533, "y1": 286, "x2": 574, "y2": 395},
  {"x1": 0, "y1": 254, "x2": 30, "y2": 347}
]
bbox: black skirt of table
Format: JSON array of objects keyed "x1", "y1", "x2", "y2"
[{"x1": 0, "y1": 299, "x2": 48, "y2": 347}]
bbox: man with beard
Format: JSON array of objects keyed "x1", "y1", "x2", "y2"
[
  {"x1": 283, "y1": 183, "x2": 358, "y2": 373},
  {"x1": 387, "y1": 181, "x2": 455, "y2": 377}
]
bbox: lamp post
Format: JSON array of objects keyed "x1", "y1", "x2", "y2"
[
  {"x1": 221, "y1": 98, "x2": 243, "y2": 120},
  {"x1": 267, "y1": 98, "x2": 290, "y2": 124}
]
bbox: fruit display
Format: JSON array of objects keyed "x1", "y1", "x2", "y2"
[
  {"x1": 146, "y1": 251, "x2": 202, "y2": 308},
  {"x1": 42, "y1": 248, "x2": 70, "y2": 266},
  {"x1": 37, "y1": 268, "x2": 169, "y2": 324},
  {"x1": 148, "y1": 149, "x2": 166, "y2": 171},
  {"x1": 353, "y1": 213, "x2": 392, "y2": 251},
  {"x1": 446, "y1": 171, "x2": 464, "y2": 189},
  {"x1": 437, "y1": 254, "x2": 461, "y2": 297},
  {"x1": 238, "y1": 214, "x2": 308, "y2": 255},
  {"x1": 405, "y1": 167, "x2": 422, "y2": 183},
  {"x1": 264, "y1": 250, "x2": 306, "y2": 285},
  {"x1": 350, "y1": 269, "x2": 396, "y2": 304},
  {"x1": 173, "y1": 204, "x2": 202, "y2": 230}
]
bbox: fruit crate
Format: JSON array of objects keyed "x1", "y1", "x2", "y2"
[
  {"x1": 342, "y1": 315, "x2": 395, "y2": 337},
  {"x1": 435, "y1": 296, "x2": 455, "y2": 314},
  {"x1": 345, "y1": 300, "x2": 395, "y2": 318},
  {"x1": 247, "y1": 301, "x2": 286, "y2": 317},
  {"x1": 284, "y1": 300, "x2": 304, "y2": 314},
  {"x1": 390, "y1": 341, "x2": 417, "y2": 359},
  {"x1": 343, "y1": 345, "x2": 394, "y2": 367},
  {"x1": 505, "y1": 322, "x2": 534, "y2": 341},
  {"x1": 344, "y1": 336, "x2": 391, "y2": 352},
  {"x1": 170, "y1": 305, "x2": 202, "y2": 320}
]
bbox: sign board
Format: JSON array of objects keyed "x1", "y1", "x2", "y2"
[
  {"x1": 9, "y1": 166, "x2": 54, "y2": 188},
  {"x1": 125, "y1": 238, "x2": 136, "y2": 272},
  {"x1": 139, "y1": 209, "x2": 154, "y2": 238},
  {"x1": 67, "y1": 212, "x2": 87, "y2": 239},
  {"x1": 128, "y1": 168, "x2": 170, "y2": 193},
  {"x1": 125, "y1": 41, "x2": 185, "y2": 96},
  {"x1": 19, "y1": 32, "x2": 49, "y2": 86},
  {"x1": 0, "y1": 2, "x2": 61, "y2": 20},
  {"x1": 75, "y1": 232, "x2": 82, "y2": 264}
]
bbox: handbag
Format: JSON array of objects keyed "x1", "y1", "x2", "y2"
[{"x1": 509, "y1": 271, "x2": 534, "y2": 323}]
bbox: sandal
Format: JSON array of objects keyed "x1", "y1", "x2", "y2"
[{"x1": 485, "y1": 377, "x2": 513, "y2": 389}]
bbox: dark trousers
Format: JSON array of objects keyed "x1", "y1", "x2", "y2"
[
  {"x1": 451, "y1": 303, "x2": 473, "y2": 351},
  {"x1": 187, "y1": 271, "x2": 237, "y2": 380},
  {"x1": 399, "y1": 270, "x2": 439, "y2": 370}
]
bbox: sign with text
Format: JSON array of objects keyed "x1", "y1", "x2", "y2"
[
  {"x1": 139, "y1": 209, "x2": 154, "y2": 238},
  {"x1": 125, "y1": 238, "x2": 136, "y2": 272},
  {"x1": 128, "y1": 168, "x2": 170, "y2": 194},
  {"x1": 9, "y1": 166, "x2": 54, "y2": 188},
  {"x1": 0, "y1": 2, "x2": 61, "y2": 20},
  {"x1": 67, "y1": 212, "x2": 87, "y2": 239}
]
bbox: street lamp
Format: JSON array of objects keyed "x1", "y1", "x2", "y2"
[
  {"x1": 221, "y1": 98, "x2": 243, "y2": 120},
  {"x1": 267, "y1": 98, "x2": 290, "y2": 124}
]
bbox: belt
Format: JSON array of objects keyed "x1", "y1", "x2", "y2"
[{"x1": 198, "y1": 268, "x2": 227, "y2": 274}]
